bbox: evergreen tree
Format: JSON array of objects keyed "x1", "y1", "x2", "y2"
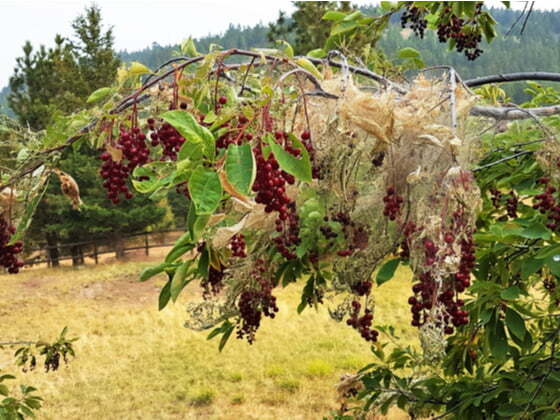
[
  {"x1": 8, "y1": 5, "x2": 118, "y2": 130},
  {"x1": 268, "y1": 2, "x2": 354, "y2": 54},
  {"x1": 8, "y1": 5, "x2": 165, "y2": 266}
]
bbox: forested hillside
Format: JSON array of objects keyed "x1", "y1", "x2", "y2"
[{"x1": 1, "y1": 7, "x2": 559, "y2": 114}]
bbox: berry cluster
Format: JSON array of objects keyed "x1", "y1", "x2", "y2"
[
  {"x1": 490, "y1": 188, "x2": 502, "y2": 209},
  {"x1": 236, "y1": 259, "x2": 279, "y2": 343},
  {"x1": 99, "y1": 154, "x2": 132, "y2": 204},
  {"x1": 350, "y1": 280, "x2": 372, "y2": 297},
  {"x1": 400, "y1": 5, "x2": 428, "y2": 38},
  {"x1": 0, "y1": 219, "x2": 23, "y2": 274},
  {"x1": 534, "y1": 177, "x2": 560, "y2": 231},
  {"x1": 400, "y1": 221, "x2": 420, "y2": 259},
  {"x1": 506, "y1": 192, "x2": 518, "y2": 219},
  {"x1": 99, "y1": 127, "x2": 150, "y2": 203},
  {"x1": 230, "y1": 234, "x2": 247, "y2": 258},
  {"x1": 383, "y1": 187, "x2": 403, "y2": 221},
  {"x1": 216, "y1": 115, "x2": 250, "y2": 149},
  {"x1": 148, "y1": 121, "x2": 185, "y2": 160},
  {"x1": 371, "y1": 152, "x2": 385, "y2": 167},
  {"x1": 436, "y1": 3, "x2": 485, "y2": 60},
  {"x1": 320, "y1": 224, "x2": 338, "y2": 240},
  {"x1": 346, "y1": 300, "x2": 378, "y2": 342},
  {"x1": 201, "y1": 266, "x2": 225, "y2": 299},
  {"x1": 252, "y1": 144, "x2": 300, "y2": 259},
  {"x1": 119, "y1": 127, "x2": 150, "y2": 169},
  {"x1": 272, "y1": 204, "x2": 300, "y2": 260},
  {"x1": 407, "y1": 211, "x2": 475, "y2": 333}
]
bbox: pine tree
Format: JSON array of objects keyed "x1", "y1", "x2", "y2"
[{"x1": 10, "y1": 6, "x2": 165, "y2": 266}]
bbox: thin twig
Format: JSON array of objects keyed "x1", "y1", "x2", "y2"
[
  {"x1": 520, "y1": 2, "x2": 535, "y2": 35},
  {"x1": 239, "y1": 57, "x2": 256, "y2": 96},
  {"x1": 0, "y1": 341, "x2": 35, "y2": 346},
  {"x1": 473, "y1": 150, "x2": 532, "y2": 172},
  {"x1": 505, "y1": 1, "x2": 528, "y2": 36}
]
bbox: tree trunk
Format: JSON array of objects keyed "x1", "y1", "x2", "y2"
[
  {"x1": 46, "y1": 232, "x2": 59, "y2": 267},
  {"x1": 114, "y1": 234, "x2": 125, "y2": 259},
  {"x1": 71, "y1": 245, "x2": 84, "y2": 266}
]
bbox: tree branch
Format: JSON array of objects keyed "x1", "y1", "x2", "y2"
[
  {"x1": 465, "y1": 72, "x2": 560, "y2": 88},
  {"x1": 469, "y1": 105, "x2": 560, "y2": 120}
]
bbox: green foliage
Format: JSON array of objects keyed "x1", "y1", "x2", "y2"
[{"x1": 8, "y1": 5, "x2": 120, "y2": 129}]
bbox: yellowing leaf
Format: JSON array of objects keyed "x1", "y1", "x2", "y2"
[
  {"x1": 130, "y1": 61, "x2": 151, "y2": 75},
  {"x1": 296, "y1": 58, "x2": 323, "y2": 81}
]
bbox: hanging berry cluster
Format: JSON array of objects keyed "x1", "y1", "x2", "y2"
[
  {"x1": 383, "y1": 187, "x2": 403, "y2": 221},
  {"x1": 229, "y1": 234, "x2": 247, "y2": 258},
  {"x1": 0, "y1": 218, "x2": 23, "y2": 274},
  {"x1": 435, "y1": 3, "x2": 485, "y2": 60},
  {"x1": 147, "y1": 119, "x2": 186, "y2": 160},
  {"x1": 252, "y1": 143, "x2": 301, "y2": 260},
  {"x1": 346, "y1": 300, "x2": 378, "y2": 342},
  {"x1": 201, "y1": 266, "x2": 225, "y2": 299},
  {"x1": 534, "y1": 177, "x2": 560, "y2": 232},
  {"x1": 236, "y1": 259, "x2": 279, "y2": 344},
  {"x1": 400, "y1": 4, "x2": 428, "y2": 38},
  {"x1": 406, "y1": 209, "x2": 475, "y2": 334}
]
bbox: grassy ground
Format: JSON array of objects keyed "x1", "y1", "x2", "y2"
[{"x1": 0, "y1": 255, "x2": 415, "y2": 419}]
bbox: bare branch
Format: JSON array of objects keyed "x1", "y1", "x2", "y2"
[
  {"x1": 465, "y1": 72, "x2": 560, "y2": 88},
  {"x1": 469, "y1": 105, "x2": 560, "y2": 120}
]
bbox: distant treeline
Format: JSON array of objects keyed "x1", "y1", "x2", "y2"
[{"x1": 2, "y1": 6, "x2": 559, "y2": 114}]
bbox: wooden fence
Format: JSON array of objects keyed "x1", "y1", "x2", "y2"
[{"x1": 21, "y1": 229, "x2": 184, "y2": 268}]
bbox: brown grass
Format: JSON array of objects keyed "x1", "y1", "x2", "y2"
[{"x1": 0, "y1": 257, "x2": 415, "y2": 419}]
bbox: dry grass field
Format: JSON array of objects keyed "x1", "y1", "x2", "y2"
[{"x1": 0, "y1": 254, "x2": 415, "y2": 419}]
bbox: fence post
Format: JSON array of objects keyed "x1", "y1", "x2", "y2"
[
  {"x1": 144, "y1": 232, "x2": 149, "y2": 256},
  {"x1": 93, "y1": 242, "x2": 99, "y2": 264}
]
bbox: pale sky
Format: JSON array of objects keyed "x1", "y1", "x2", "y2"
[{"x1": 0, "y1": 0, "x2": 558, "y2": 88}]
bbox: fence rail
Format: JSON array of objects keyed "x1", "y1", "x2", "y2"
[{"x1": 21, "y1": 229, "x2": 184, "y2": 268}]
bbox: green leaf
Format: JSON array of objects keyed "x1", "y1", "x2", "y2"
[
  {"x1": 218, "y1": 322, "x2": 234, "y2": 352},
  {"x1": 12, "y1": 173, "x2": 49, "y2": 243},
  {"x1": 322, "y1": 10, "x2": 346, "y2": 21},
  {"x1": 266, "y1": 134, "x2": 312, "y2": 183},
  {"x1": 298, "y1": 275, "x2": 315, "y2": 314},
  {"x1": 171, "y1": 261, "x2": 191, "y2": 302},
  {"x1": 376, "y1": 258, "x2": 400, "y2": 286},
  {"x1": 131, "y1": 166, "x2": 160, "y2": 194},
  {"x1": 489, "y1": 319, "x2": 508, "y2": 361},
  {"x1": 180, "y1": 37, "x2": 199, "y2": 56},
  {"x1": 519, "y1": 222, "x2": 550, "y2": 240},
  {"x1": 158, "y1": 279, "x2": 172, "y2": 310},
  {"x1": 343, "y1": 10, "x2": 362, "y2": 22},
  {"x1": 398, "y1": 47, "x2": 421, "y2": 59},
  {"x1": 225, "y1": 144, "x2": 255, "y2": 196},
  {"x1": 306, "y1": 49, "x2": 327, "y2": 59},
  {"x1": 500, "y1": 285, "x2": 522, "y2": 300},
  {"x1": 380, "y1": 2, "x2": 396, "y2": 12},
  {"x1": 129, "y1": 61, "x2": 151, "y2": 75},
  {"x1": 161, "y1": 110, "x2": 215, "y2": 160},
  {"x1": 0, "y1": 384, "x2": 8, "y2": 396},
  {"x1": 331, "y1": 20, "x2": 359, "y2": 36},
  {"x1": 188, "y1": 166, "x2": 223, "y2": 215},
  {"x1": 178, "y1": 140, "x2": 203, "y2": 162},
  {"x1": 86, "y1": 87, "x2": 113, "y2": 104},
  {"x1": 535, "y1": 244, "x2": 560, "y2": 259},
  {"x1": 521, "y1": 257, "x2": 545, "y2": 280},
  {"x1": 276, "y1": 40, "x2": 294, "y2": 58},
  {"x1": 505, "y1": 307, "x2": 527, "y2": 340},
  {"x1": 139, "y1": 262, "x2": 169, "y2": 282},
  {"x1": 295, "y1": 57, "x2": 323, "y2": 80},
  {"x1": 165, "y1": 231, "x2": 195, "y2": 263}
]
